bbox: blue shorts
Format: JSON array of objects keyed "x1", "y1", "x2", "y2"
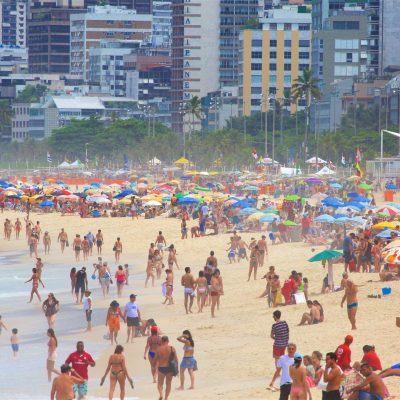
[
  {"x1": 358, "y1": 390, "x2": 383, "y2": 400},
  {"x1": 347, "y1": 302, "x2": 358, "y2": 310},
  {"x1": 73, "y1": 381, "x2": 88, "y2": 396},
  {"x1": 11, "y1": 344, "x2": 19, "y2": 352},
  {"x1": 180, "y1": 356, "x2": 198, "y2": 370}
]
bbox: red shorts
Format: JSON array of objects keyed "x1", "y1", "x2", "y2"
[{"x1": 273, "y1": 345, "x2": 286, "y2": 359}]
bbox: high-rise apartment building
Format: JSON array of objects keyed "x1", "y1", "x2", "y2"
[
  {"x1": 171, "y1": 0, "x2": 219, "y2": 133},
  {"x1": 84, "y1": 0, "x2": 152, "y2": 13},
  {"x1": 28, "y1": 4, "x2": 83, "y2": 73},
  {"x1": 0, "y1": 0, "x2": 27, "y2": 47},
  {"x1": 219, "y1": 0, "x2": 262, "y2": 87},
  {"x1": 238, "y1": 5, "x2": 312, "y2": 115},
  {"x1": 152, "y1": 0, "x2": 171, "y2": 48},
  {"x1": 70, "y1": 5, "x2": 152, "y2": 80}
]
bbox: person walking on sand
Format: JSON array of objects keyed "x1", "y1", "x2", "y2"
[
  {"x1": 289, "y1": 353, "x2": 312, "y2": 400},
  {"x1": 114, "y1": 237, "x2": 122, "y2": 263},
  {"x1": 155, "y1": 336, "x2": 178, "y2": 400},
  {"x1": 270, "y1": 343, "x2": 297, "y2": 400},
  {"x1": 271, "y1": 310, "x2": 289, "y2": 367},
  {"x1": 10, "y1": 328, "x2": 19, "y2": 358},
  {"x1": 100, "y1": 345, "x2": 134, "y2": 400},
  {"x1": 73, "y1": 234, "x2": 82, "y2": 262},
  {"x1": 124, "y1": 294, "x2": 141, "y2": 343},
  {"x1": 99, "y1": 263, "x2": 111, "y2": 298},
  {"x1": 181, "y1": 267, "x2": 196, "y2": 314},
  {"x1": 25, "y1": 267, "x2": 44, "y2": 303},
  {"x1": 75, "y1": 267, "x2": 88, "y2": 305},
  {"x1": 210, "y1": 269, "x2": 223, "y2": 318},
  {"x1": 167, "y1": 244, "x2": 179, "y2": 270},
  {"x1": 43, "y1": 231, "x2": 51, "y2": 255},
  {"x1": 163, "y1": 269, "x2": 174, "y2": 305},
  {"x1": 144, "y1": 326, "x2": 162, "y2": 383},
  {"x1": 341, "y1": 279, "x2": 358, "y2": 330},
  {"x1": 257, "y1": 235, "x2": 268, "y2": 267},
  {"x1": 145, "y1": 255, "x2": 156, "y2": 288},
  {"x1": 248, "y1": 245, "x2": 260, "y2": 281},
  {"x1": 51, "y1": 364, "x2": 85, "y2": 400},
  {"x1": 83, "y1": 290, "x2": 92, "y2": 331},
  {"x1": 57, "y1": 228, "x2": 68, "y2": 254},
  {"x1": 65, "y1": 341, "x2": 95, "y2": 400},
  {"x1": 115, "y1": 265, "x2": 126, "y2": 297},
  {"x1": 106, "y1": 300, "x2": 125, "y2": 346},
  {"x1": 46, "y1": 328, "x2": 60, "y2": 382},
  {"x1": 42, "y1": 293, "x2": 60, "y2": 329},
  {"x1": 155, "y1": 231, "x2": 167, "y2": 254},
  {"x1": 323, "y1": 352, "x2": 342, "y2": 400},
  {"x1": 96, "y1": 229, "x2": 104, "y2": 255},
  {"x1": 177, "y1": 330, "x2": 197, "y2": 391},
  {"x1": 196, "y1": 271, "x2": 208, "y2": 313},
  {"x1": 15, "y1": 218, "x2": 21, "y2": 239}
]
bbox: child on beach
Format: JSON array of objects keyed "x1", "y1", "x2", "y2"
[{"x1": 11, "y1": 328, "x2": 19, "y2": 357}]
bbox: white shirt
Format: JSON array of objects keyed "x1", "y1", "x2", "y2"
[
  {"x1": 277, "y1": 355, "x2": 294, "y2": 386},
  {"x1": 83, "y1": 296, "x2": 92, "y2": 311},
  {"x1": 125, "y1": 301, "x2": 139, "y2": 318},
  {"x1": 201, "y1": 205, "x2": 209, "y2": 215}
]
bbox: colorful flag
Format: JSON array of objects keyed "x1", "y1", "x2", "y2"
[
  {"x1": 251, "y1": 149, "x2": 257, "y2": 159},
  {"x1": 355, "y1": 147, "x2": 361, "y2": 164},
  {"x1": 341, "y1": 155, "x2": 346, "y2": 166},
  {"x1": 355, "y1": 162, "x2": 363, "y2": 178},
  {"x1": 47, "y1": 152, "x2": 52, "y2": 163}
]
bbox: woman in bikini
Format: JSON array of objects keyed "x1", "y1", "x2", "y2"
[
  {"x1": 115, "y1": 265, "x2": 126, "y2": 298},
  {"x1": 81, "y1": 236, "x2": 90, "y2": 261},
  {"x1": 145, "y1": 254, "x2": 156, "y2": 288},
  {"x1": 106, "y1": 300, "x2": 125, "y2": 345},
  {"x1": 15, "y1": 218, "x2": 21, "y2": 239},
  {"x1": 101, "y1": 345, "x2": 133, "y2": 400},
  {"x1": 153, "y1": 249, "x2": 163, "y2": 280},
  {"x1": 177, "y1": 330, "x2": 197, "y2": 390},
  {"x1": 210, "y1": 269, "x2": 223, "y2": 318},
  {"x1": 25, "y1": 267, "x2": 44, "y2": 303},
  {"x1": 114, "y1": 237, "x2": 123, "y2": 263},
  {"x1": 289, "y1": 353, "x2": 311, "y2": 400},
  {"x1": 46, "y1": 328, "x2": 59, "y2": 382},
  {"x1": 196, "y1": 271, "x2": 208, "y2": 313},
  {"x1": 248, "y1": 245, "x2": 259, "y2": 281},
  {"x1": 144, "y1": 326, "x2": 162, "y2": 383},
  {"x1": 162, "y1": 269, "x2": 174, "y2": 305},
  {"x1": 43, "y1": 231, "x2": 51, "y2": 254}
]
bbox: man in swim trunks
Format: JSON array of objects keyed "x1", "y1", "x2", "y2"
[
  {"x1": 348, "y1": 363, "x2": 385, "y2": 400},
  {"x1": 51, "y1": 364, "x2": 85, "y2": 400},
  {"x1": 324, "y1": 352, "x2": 342, "y2": 400},
  {"x1": 65, "y1": 341, "x2": 95, "y2": 400},
  {"x1": 155, "y1": 231, "x2": 167, "y2": 254},
  {"x1": 155, "y1": 336, "x2": 178, "y2": 400},
  {"x1": 58, "y1": 228, "x2": 68, "y2": 254},
  {"x1": 298, "y1": 300, "x2": 320, "y2": 325},
  {"x1": 341, "y1": 279, "x2": 358, "y2": 330},
  {"x1": 181, "y1": 267, "x2": 196, "y2": 314},
  {"x1": 257, "y1": 235, "x2": 268, "y2": 267}
]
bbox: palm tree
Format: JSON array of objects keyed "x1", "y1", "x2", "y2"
[
  {"x1": 183, "y1": 96, "x2": 202, "y2": 136},
  {"x1": 291, "y1": 68, "x2": 321, "y2": 158}
]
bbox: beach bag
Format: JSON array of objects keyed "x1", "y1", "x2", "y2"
[
  {"x1": 169, "y1": 348, "x2": 178, "y2": 377},
  {"x1": 269, "y1": 232, "x2": 275, "y2": 241},
  {"x1": 275, "y1": 290, "x2": 283, "y2": 305}
]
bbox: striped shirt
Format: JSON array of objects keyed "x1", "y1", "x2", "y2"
[{"x1": 271, "y1": 320, "x2": 289, "y2": 347}]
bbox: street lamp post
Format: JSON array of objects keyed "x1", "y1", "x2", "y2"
[
  {"x1": 261, "y1": 93, "x2": 269, "y2": 157},
  {"x1": 85, "y1": 143, "x2": 89, "y2": 168}
]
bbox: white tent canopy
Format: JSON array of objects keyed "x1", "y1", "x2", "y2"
[
  {"x1": 316, "y1": 166, "x2": 336, "y2": 175},
  {"x1": 280, "y1": 167, "x2": 302, "y2": 176},
  {"x1": 262, "y1": 157, "x2": 280, "y2": 165},
  {"x1": 58, "y1": 161, "x2": 71, "y2": 169},
  {"x1": 149, "y1": 157, "x2": 162, "y2": 166},
  {"x1": 306, "y1": 157, "x2": 327, "y2": 164}
]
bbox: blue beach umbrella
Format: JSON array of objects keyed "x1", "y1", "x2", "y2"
[
  {"x1": 39, "y1": 200, "x2": 54, "y2": 207},
  {"x1": 315, "y1": 214, "x2": 335, "y2": 223}
]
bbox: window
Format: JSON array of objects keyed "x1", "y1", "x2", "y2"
[
  {"x1": 251, "y1": 51, "x2": 262, "y2": 59},
  {"x1": 251, "y1": 99, "x2": 261, "y2": 106},
  {"x1": 284, "y1": 75, "x2": 291, "y2": 84},
  {"x1": 284, "y1": 51, "x2": 291, "y2": 59},
  {"x1": 251, "y1": 63, "x2": 262, "y2": 70},
  {"x1": 346, "y1": 52, "x2": 353, "y2": 63},
  {"x1": 299, "y1": 24, "x2": 310, "y2": 31},
  {"x1": 335, "y1": 39, "x2": 359, "y2": 49},
  {"x1": 270, "y1": 63, "x2": 276, "y2": 71},
  {"x1": 269, "y1": 87, "x2": 276, "y2": 95},
  {"x1": 251, "y1": 87, "x2": 262, "y2": 94},
  {"x1": 284, "y1": 40, "x2": 291, "y2": 47},
  {"x1": 299, "y1": 64, "x2": 309, "y2": 71},
  {"x1": 251, "y1": 75, "x2": 262, "y2": 84},
  {"x1": 270, "y1": 51, "x2": 277, "y2": 59},
  {"x1": 252, "y1": 39, "x2": 262, "y2": 47},
  {"x1": 270, "y1": 40, "x2": 277, "y2": 47},
  {"x1": 299, "y1": 51, "x2": 309, "y2": 59},
  {"x1": 299, "y1": 39, "x2": 310, "y2": 47},
  {"x1": 270, "y1": 75, "x2": 276, "y2": 84},
  {"x1": 319, "y1": 39, "x2": 324, "y2": 49},
  {"x1": 269, "y1": 23, "x2": 277, "y2": 30},
  {"x1": 284, "y1": 64, "x2": 291, "y2": 71},
  {"x1": 334, "y1": 65, "x2": 358, "y2": 76},
  {"x1": 333, "y1": 20, "x2": 360, "y2": 30},
  {"x1": 284, "y1": 23, "x2": 291, "y2": 31}
]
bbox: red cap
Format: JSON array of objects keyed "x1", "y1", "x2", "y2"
[
  {"x1": 345, "y1": 335, "x2": 353, "y2": 343},
  {"x1": 150, "y1": 326, "x2": 158, "y2": 333}
]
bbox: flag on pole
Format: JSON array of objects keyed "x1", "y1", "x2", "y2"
[
  {"x1": 355, "y1": 162, "x2": 363, "y2": 178},
  {"x1": 123, "y1": 154, "x2": 129, "y2": 170},
  {"x1": 47, "y1": 152, "x2": 52, "y2": 163},
  {"x1": 341, "y1": 154, "x2": 346, "y2": 166},
  {"x1": 355, "y1": 147, "x2": 361, "y2": 163},
  {"x1": 251, "y1": 149, "x2": 258, "y2": 159}
]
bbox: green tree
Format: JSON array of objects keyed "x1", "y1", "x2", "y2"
[
  {"x1": 15, "y1": 84, "x2": 47, "y2": 103},
  {"x1": 184, "y1": 96, "x2": 203, "y2": 134},
  {"x1": 291, "y1": 68, "x2": 321, "y2": 157}
]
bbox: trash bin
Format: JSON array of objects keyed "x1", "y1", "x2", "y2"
[{"x1": 384, "y1": 190, "x2": 394, "y2": 201}]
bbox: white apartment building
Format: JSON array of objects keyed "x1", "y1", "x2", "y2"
[{"x1": 70, "y1": 5, "x2": 152, "y2": 80}]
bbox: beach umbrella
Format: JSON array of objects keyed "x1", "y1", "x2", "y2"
[
  {"x1": 262, "y1": 208, "x2": 279, "y2": 214},
  {"x1": 330, "y1": 183, "x2": 342, "y2": 189},
  {"x1": 322, "y1": 198, "x2": 344, "y2": 208},
  {"x1": 285, "y1": 195, "x2": 300, "y2": 201},
  {"x1": 308, "y1": 249, "x2": 343, "y2": 262},
  {"x1": 57, "y1": 194, "x2": 79, "y2": 202},
  {"x1": 177, "y1": 197, "x2": 199, "y2": 205},
  {"x1": 260, "y1": 214, "x2": 280, "y2": 223},
  {"x1": 243, "y1": 185, "x2": 258, "y2": 191},
  {"x1": 335, "y1": 217, "x2": 352, "y2": 223},
  {"x1": 315, "y1": 214, "x2": 335, "y2": 223},
  {"x1": 347, "y1": 192, "x2": 359, "y2": 198},
  {"x1": 39, "y1": 200, "x2": 54, "y2": 207},
  {"x1": 195, "y1": 186, "x2": 211, "y2": 192},
  {"x1": 386, "y1": 183, "x2": 397, "y2": 190},
  {"x1": 373, "y1": 221, "x2": 399, "y2": 230},
  {"x1": 378, "y1": 230, "x2": 399, "y2": 240},
  {"x1": 113, "y1": 189, "x2": 137, "y2": 199},
  {"x1": 305, "y1": 177, "x2": 323, "y2": 184},
  {"x1": 144, "y1": 200, "x2": 162, "y2": 207},
  {"x1": 382, "y1": 247, "x2": 400, "y2": 264},
  {"x1": 3, "y1": 190, "x2": 20, "y2": 198},
  {"x1": 239, "y1": 207, "x2": 258, "y2": 215},
  {"x1": 358, "y1": 183, "x2": 372, "y2": 190},
  {"x1": 311, "y1": 193, "x2": 328, "y2": 201},
  {"x1": 344, "y1": 202, "x2": 365, "y2": 210},
  {"x1": 247, "y1": 212, "x2": 265, "y2": 221},
  {"x1": 283, "y1": 220, "x2": 297, "y2": 226},
  {"x1": 180, "y1": 176, "x2": 191, "y2": 180},
  {"x1": 174, "y1": 157, "x2": 190, "y2": 165},
  {"x1": 89, "y1": 182, "x2": 101, "y2": 188},
  {"x1": 376, "y1": 206, "x2": 400, "y2": 217}
]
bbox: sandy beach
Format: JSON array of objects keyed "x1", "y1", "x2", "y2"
[{"x1": 1, "y1": 200, "x2": 400, "y2": 399}]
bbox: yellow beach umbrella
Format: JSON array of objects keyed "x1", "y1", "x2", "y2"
[
  {"x1": 174, "y1": 157, "x2": 189, "y2": 165},
  {"x1": 373, "y1": 221, "x2": 399, "y2": 230},
  {"x1": 247, "y1": 212, "x2": 265, "y2": 221}
]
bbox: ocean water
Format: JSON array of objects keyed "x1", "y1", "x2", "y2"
[{"x1": 0, "y1": 252, "x2": 142, "y2": 399}]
